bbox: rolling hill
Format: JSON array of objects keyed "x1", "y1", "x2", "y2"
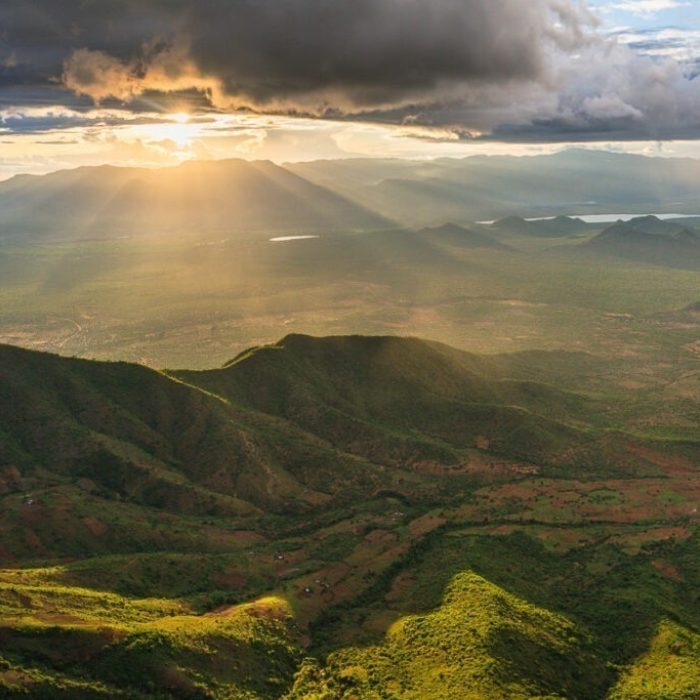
[
  {"x1": 2, "y1": 334, "x2": 700, "y2": 698},
  {"x1": 584, "y1": 218, "x2": 700, "y2": 268}
]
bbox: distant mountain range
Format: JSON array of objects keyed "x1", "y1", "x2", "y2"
[
  {"x1": 2, "y1": 150, "x2": 700, "y2": 239},
  {"x1": 289, "y1": 149, "x2": 700, "y2": 225},
  {"x1": 0, "y1": 158, "x2": 388, "y2": 239}
]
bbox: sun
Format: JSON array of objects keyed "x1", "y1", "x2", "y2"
[
  {"x1": 164, "y1": 113, "x2": 198, "y2": 147},
  {"x1": 140, "y1": 112, "x2": 200, "y2": 148}
]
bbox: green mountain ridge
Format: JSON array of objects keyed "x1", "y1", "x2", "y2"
[
  {"x1": 0, "y1": 333, "x2": 610, "y2": 549},
  {"x1": 2, "y1": 334, "x2": 700, "y2": 698}
]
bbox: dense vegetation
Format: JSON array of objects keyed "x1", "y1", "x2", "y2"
[
  {"x1": 287, "y1": 572, "x2": 609, "y2": 699},
  {"x1": 2, "y1": 329, "x2": 700, "y2": 697}
]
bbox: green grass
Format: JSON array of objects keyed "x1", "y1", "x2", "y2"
[
  {"x1": 286, "y1": 572, "x2": 609, "y2": 699},
  {"x1": 609, "y1": 621, "x2": 700, "y2": 700},
  {"x1": 0, "y1": 581, "x2": 300, "y2": 699}
]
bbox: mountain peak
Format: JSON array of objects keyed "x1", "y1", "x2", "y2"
[
  {"x1": 0, "y1": 158, "x2": 389, "y2": 239},
  {"x1": 584, "y1": 218, "x2": 700, "y2": 268}
]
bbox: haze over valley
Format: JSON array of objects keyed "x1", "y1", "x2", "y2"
[{"x1": 1, "y1": 150, "x2": 700, "y2": 369}]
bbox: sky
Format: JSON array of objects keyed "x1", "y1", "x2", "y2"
[{"x1": 0, "y1": 0, "x2": 699, "y2": 179}]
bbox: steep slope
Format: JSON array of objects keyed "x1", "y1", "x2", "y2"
[
  {"x1": 0, "y1": 159, "x2": 388, "y2": 240},
  {"x1": 0, "y1": 585, "x2": 299, "y2": 699},
  {"x1": 0, "y1": 342, "x2": 333, "y2": 514},
  {"x1": 173, "y1": 334, "x2": 603, "y2": 469},
  {"x1": 286, "y1": 572, "x2": 609, "y2": 699}
]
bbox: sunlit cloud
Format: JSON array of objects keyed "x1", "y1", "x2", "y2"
[
  {"x1": 5, "y1": 101, "x2": 700, "y2": 184},
  {"x1": 610, "y1": 26, "x2": 700, "y2": 62},
  {"x1": 607, "y1": 1, "x2": 690, "y2": 16}
]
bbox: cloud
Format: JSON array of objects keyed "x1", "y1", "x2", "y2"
[
  {"x1": 2, "y1": 1, "x2": 594, "y2": 112},
  {"x1": 0, "y1": 105, "x2": 180, "y2": 134},
  {"x1": 485, "y1": 38, "x2": 700, "y2": 141},
  {"x1": 0, "y1": 0, "x2": 699, "y2": 143},
  {"x1": 611, "y1": 26, "x2": 700, "y2": 62},
  {"x1": 608, "y1": 1, "x2": 690, "y2": 17},
  {"x1": 63, "y1": 50, "x2": 141, "y2": 103},
  {"x1": 55, "y1": 0, "x2": 594, "y2": 116},
  {"x1": 62, "y1": 44, "x2": 218, "y2": 106}
]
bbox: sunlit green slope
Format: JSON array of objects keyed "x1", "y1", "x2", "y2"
[{"x1": 287, "y1": 572, "x2": 608, "y2": 699}]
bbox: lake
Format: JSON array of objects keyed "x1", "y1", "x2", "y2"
[{"x1": 269, "y1": 235, "x2": 321, "y2": 242}]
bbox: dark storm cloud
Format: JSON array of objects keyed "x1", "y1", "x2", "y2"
[
  {"x1": 0, "y1": 0, "x2": 699, "y2": 141},
  {"x1": 0, "y1": 2, "x2": 180, "y2": 103},
  {"x1": 179, "y1": 0, "x2": 559, "y2": 109},
  {"x1": 0, "y1": 1, "x2": 585, "y2": 110},
  {"x1": 0, "y1": 109, "x2": 181, "y2": 135}
]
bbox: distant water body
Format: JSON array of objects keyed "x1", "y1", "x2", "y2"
[
  {"x1": 534, "y1": 213, "x2": 700, "y2": 224},
  {"x1": 479, "y1": 213, "x2": 700, "y2": 225},
  {"x1": 269, "y1": 235, "x2": 320, "y2": 242}
]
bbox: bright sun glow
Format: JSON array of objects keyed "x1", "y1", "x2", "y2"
[{"x1": 139, "y1": 112, "x2": 200, "y2": 150}]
